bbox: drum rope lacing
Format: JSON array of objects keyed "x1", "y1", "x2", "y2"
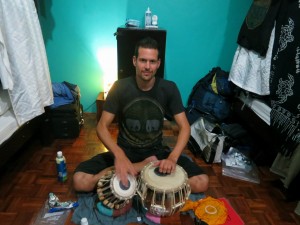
[{"x1": 137, "y1": 162, "x2": 191, "y2": 217}]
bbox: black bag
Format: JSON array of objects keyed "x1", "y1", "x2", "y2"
[{"x1": 185, "y1": 67, "x2": 235, "y2": 124}]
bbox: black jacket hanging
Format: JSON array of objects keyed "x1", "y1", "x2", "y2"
[{"x1": 237, "y1": 0, "x2": 281, "y2": 56}]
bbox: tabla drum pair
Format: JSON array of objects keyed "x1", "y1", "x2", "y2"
[{"x1": 96, "y1": 162, "x2": 191, "y2": 217}]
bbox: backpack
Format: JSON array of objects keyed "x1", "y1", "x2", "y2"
[{"x1": 185, "y1": 67, "x2": 235, "y2": 125}]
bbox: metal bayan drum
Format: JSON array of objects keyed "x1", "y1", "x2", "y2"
[
  {"x1": 137, "y1": 162, "x2": 191, "y2": 217},
  {"x1": 96, "y1": 168, "x2": 137, "y2": 217}
]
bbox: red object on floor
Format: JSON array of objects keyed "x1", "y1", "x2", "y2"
[{"x1": 219, "y1": 198, "x2": 244, "y2": 225}]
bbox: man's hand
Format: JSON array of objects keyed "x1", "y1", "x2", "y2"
[
  {"x1": 157, "y1": 157, "x2": 177, "y2": 174},
  {"x1": 114, "y1": 155, "x2": 137, "y2": 188}
]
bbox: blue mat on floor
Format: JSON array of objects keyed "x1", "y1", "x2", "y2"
[{"x1": 72, "y1": 192, "x2": 205, "y2": 225}]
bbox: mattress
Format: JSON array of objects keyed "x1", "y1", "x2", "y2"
[
  {"x1": 238, "y1": 92, "x2": 271, "y2": 126},
  {"x1": 0, "y1": 108, "x2": 19, "y2": 145}
]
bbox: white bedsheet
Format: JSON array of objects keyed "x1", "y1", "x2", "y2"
[
  {"x1": 238, "y1": 92, "x2": 271, "y2": 126},
  {"x1": 0, "y1": 0, "x2": 53, "y2": 126},
  {"x1": 0, "y1": 108, "x2": 19, "y2": 145},
  {"x1": 0, "y1": 27, "x2": 12, "y2": 90}
]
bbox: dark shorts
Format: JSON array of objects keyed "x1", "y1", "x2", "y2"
[{"x1": 74, "y1": 147, "x2": 205, "y2": 178}]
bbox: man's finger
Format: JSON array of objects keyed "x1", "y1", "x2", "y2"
[{"x1": 121, "y1": 176, "x2": 129, "y2": 188}]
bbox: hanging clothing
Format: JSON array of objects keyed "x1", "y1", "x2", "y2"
[
  {"x1": 229, "y1": 26, "x2": 275, "y2": 95},
  {"x1": 229, "y1": 0, "x2": 282, "y2": 96},
  {"x1": 0, "y1": 0, "x2": 53, "y2": 125},
  {"x1": 269, "y1": 0, "x2": 300, "y2": 157},
  {"x1": 271, "y1": 144, "x2": 300, "y2": 189},
  {"x1": 237, "y1": 0, "x2": 281, "y2": 57}
]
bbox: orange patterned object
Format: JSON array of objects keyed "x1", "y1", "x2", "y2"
[{"x1": 181, "y1": 196, "x2": 228, "y2": 225}]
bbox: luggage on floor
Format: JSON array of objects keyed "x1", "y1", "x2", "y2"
[
  {"x1": 188, "y1": 117, "x2": 230, "y2": 163},
  {"x1": 49, "y1": 99, "x2": 83, "y2": 138},
  {"x1": 48, "y1": 81, "x2": 84, "y2": 138},
  {"x1": 188, "y1": 115, "x2": 253, "y2": 164},
  {"x1": 185, "y1": 67, "x2": 235, "y2": 125}
]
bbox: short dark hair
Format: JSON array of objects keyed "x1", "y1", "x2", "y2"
[{"x1": 134, "y1": 37, "x2": 160, "y2": 59}]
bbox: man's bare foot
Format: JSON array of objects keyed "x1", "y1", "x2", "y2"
[{"x1": 133, "y1": 156, "x2": 158, "y2": 172}]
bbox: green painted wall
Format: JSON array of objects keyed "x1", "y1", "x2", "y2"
[{"x1": 39, "y1": 0, "x2": 251, "y2": 113}]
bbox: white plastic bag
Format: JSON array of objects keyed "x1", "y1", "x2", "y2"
[{"x1": 190, "y1": 117, "x2": 227, "y2": 163}]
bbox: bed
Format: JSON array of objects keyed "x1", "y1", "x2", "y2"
[
  {"x1": 231, "y1": 90, "x2": 279, "y2": 167},
  {"x1": 229, "y1": 0, "x2": 300, "y2": 210},
  {"x1": 0, "y1": 1, "x2": 53, "y2": 168},
  {"x1": 237, "y1": 91, "x2": 271, "y2": 126},
  {"x1": 0, "y1": 109, "x2": 19, "y2": 147},
  {"x1": 232, "y1": 89, "x2": 300, "y2": 203},
  {"x1": 0, "y1": 88, "x2": 44, "y2": 168}
]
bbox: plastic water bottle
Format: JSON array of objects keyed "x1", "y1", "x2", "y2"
[
  {"x1": 56, "y1": 151, "x2": 67, "y2": 182},
  {"x1": 80, "y1": 217, "x2": 89, "y2": 225},
  {"x1": 145, "y1": 7, "x2": 152, "y2": 28}
]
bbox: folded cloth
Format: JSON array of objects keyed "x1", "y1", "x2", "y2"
[
  {"x1": 71, "y1": 193, "x2": 159, "y2": 225},
  {"x1": 72, "y1": 192, "x2": 205, "y2": 225},
  {"x1": 50, "y1": 82, "x2": 75, "y2": 109}
]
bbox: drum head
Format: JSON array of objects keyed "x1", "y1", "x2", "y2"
[
  {"x1": 111, "y1": 174, "x2": 137, "y2": 200},
  {"x1": 141, "y1": 163, "x2": 188, "y2": 191}
]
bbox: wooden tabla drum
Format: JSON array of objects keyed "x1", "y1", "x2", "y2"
[
  {"x1": 96, "y1": 168, "x2": 137, "y2": 217},
  {"x1": 137, "y1": 162, "x2": 191, "y2": 217}
]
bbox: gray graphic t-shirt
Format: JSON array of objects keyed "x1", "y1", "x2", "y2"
[
  {"x1": 122, "y1": 97, "x2": 164, "y2": 148},
  {"x1": 103, "y1": 76, "x2": 184, "y2": 149}
]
